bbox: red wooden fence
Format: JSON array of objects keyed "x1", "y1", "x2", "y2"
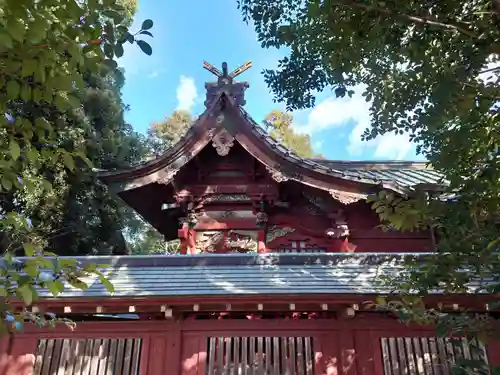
[{"x1": 1, "y1": 317, "x2": 499, "y2": 375}]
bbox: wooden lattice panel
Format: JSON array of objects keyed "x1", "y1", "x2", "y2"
[
  {"x1": 206, "y1": 336, "x2": 315, "y2": 375},
  {"x1": 380, "y1": 336, "x2": 488, "y2": 375},
  {"x1": 33, "y1": 338, "x2": 142, "y2": 375}
]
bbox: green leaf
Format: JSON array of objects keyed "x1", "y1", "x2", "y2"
[
  {"x1": 141, "y1": 19, "x2": 154, "y2": 30},
  {"x1": 21, "y1": 59, "x2": 37, "y2": 77},
  {"x1": 20, "y1": 84, "x2": 31, "y2": 101},
  {"x1": 99, "y1": 275, "x2": 114, "y2": 294},
  {"x1": 67, "y1": 94, "x2": 81, "y2": 108},
  {"x1": 375, "y1": 296, "x2": 387, "y2": 306},
  {"x1": 114, "y1": 42, "x2": 124, "y2": 58},
  {"x1": 24, "y1": 264, "x2": 38, "y2": 278},
  {"x1": 7, "y1": 18, "x2": 25, "y2": 42},
  {"x1": 136, "y1": 40, "x2": 152, "y2": 56},
  {"x1": 125, "y1": 32, "x2": 134, "y2": 44},
  {"x1": 103, "y1": 59, "x2": 118, "y2": 70},
  {"x1": 140, "y1": 30, "x2": 153, "y2": 37},
  {"x1": 23, "y1": 243, "x2": 36, "y2": 256},
  {"x1": 45, "y1": 280, "x2": 64, "y2": 297},
  {"x1": 17, "y1": 284, "x2": 34, "y2": 306},
  {"x1": 9, "y1": 139, "x2": 21, "y2": 161},
  {"x1": 103, "y1": 43, "x2": 114, "y2": 58},
  {"x1": 6, "y1": 80, "x2": 20, "y2": 99},
  {"x1": 0, "y1": 30, "x2": 13, "y2": 48},
  {"x1": 1, "y1": 177, "x2": 12, "y2": 191}
]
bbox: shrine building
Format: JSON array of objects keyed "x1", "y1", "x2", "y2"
[{"x1": 1, "y1": 61, "x2": 499, "y2": 375}]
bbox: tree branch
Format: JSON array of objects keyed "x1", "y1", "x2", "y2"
[{"x1": 334, "y1": 0, "x2": 478, "y2": 39}]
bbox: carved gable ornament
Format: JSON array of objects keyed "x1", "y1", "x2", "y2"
[
  {"x1": 328, "y1": 188, "x2": 367, "y2": 205},
  {"x1": 211, "y1": 128, "x2": 235, "y2": 156},
  {"x1": 157, "y1": 166, "x2": 180, "y2": 186},
  {"x1": 265, "y1": 166, "x2": 289, "y2": 183}
]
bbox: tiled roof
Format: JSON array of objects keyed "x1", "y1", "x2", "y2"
[
  {"x1": 32, "y1": 253, "x2": 486, "y2": 299},
  {"x1": 238, "y1": 108, "x2": 446, "y2": 190},
  {"x1": 309, "y1": 160, "x2": 446, "y2": 188}
]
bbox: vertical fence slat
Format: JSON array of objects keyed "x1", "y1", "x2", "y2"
[
  {"x1": 289, "y1": 337, "x2": 296, "y2": 375},
  {"x1": 305, "y1": 337, "x2": 313, "y2": 375},
  {"x1": 249, "y1": 336, "x2": 255, "y2": 375},
  {"x1": 130, "y1": 339, "x2": 142, "y2": 375},
  {"x1": 40, "y1": 339, "x2": 54, "y2": 375},
  {"x1": 89, "y1": 339, "x2": 101, "y2": 375},
  {"x1": 378, "y1": 335, "x2": 488, "y2": 375},
  {"x1": 97, "y1": 339, "x2": 109, "y2": 375},
  {"x1": 33, "y1": 339, "x2": 47, "y2": 375},
  {"x1": 56, "y1": 339, "x2": 70, "y2": 375},
  {"x1": 122, "y1": 339, "x2": 133, "y2": 375},
  {"x1": 281, "y1": 337, "x2": 289, "y2": 375}
]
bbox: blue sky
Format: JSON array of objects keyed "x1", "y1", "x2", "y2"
[{"x1": 118, "y1": 0, "x2": 422, "y2": 161}]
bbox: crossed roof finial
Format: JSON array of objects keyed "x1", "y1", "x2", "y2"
[
  {"x1": 203, "y1": 61, "x2": 252, "y2": 107},
  {"x1": 203, "y1": 61, "x2": 252, "y2": 81}
]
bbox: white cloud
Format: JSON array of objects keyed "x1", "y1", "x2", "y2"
[
  {"x1": 297, "y1": 87, "x2": 416, "y2": 160},
  {"x1": 176, "y1": 76, "x2": 198, "y2": 111},
  {"x1": 313, "y1": 140, "x2": 324, "y2": 150},
  {"x1": 147, "y1": 71, "x2": 160, "y2": 79}
]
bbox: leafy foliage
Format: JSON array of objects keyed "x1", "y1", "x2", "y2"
[
  {"x1": 0, "y1": 0, "x2": 154, "y2": 332},
  {"x1": 262, "y1": 110, "x2": 317, "y2": 158},
  {"x1": 240, "y1": 0, "x2": 500, "y2": 371},
  {"x1": 148, "y1": 109, "x2": 194, "y2": 153}
]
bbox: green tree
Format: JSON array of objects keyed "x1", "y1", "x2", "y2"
[
  {"x1": 240, "y1": 0, "x2": 500, "y2": 371},
  {"x1": 148, "y1": 109, "x2": 193, "y2": 153},
  {"x1": 263, "y1": 110, "x2": 315, "y2": 158},
  {"x1": 0, "y1": 0, "x2": 154, "y2": 332},
  {"x1": 10, "y1": 72, "x2": 152, "y2": 256},
  {"x1": 130, "y1": 109, "x2": 197, "y2": 255}
]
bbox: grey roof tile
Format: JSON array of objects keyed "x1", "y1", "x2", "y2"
[{"x1": 29, "y1": 253, "x2": 488, "y2": 299}]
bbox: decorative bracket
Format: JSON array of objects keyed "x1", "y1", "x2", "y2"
[
  {"x1": 328, "y1": 188, "x2": 367, "y2": 205},
  {"x1": 157, "y1": 166, "x2": 179, "y2": 185},
  {"x1": 266, "y1": 166, "x2": 289, "y2": 183},
  {"x1": 211, "y1": 129, "x2": 235, "y2": 156}
]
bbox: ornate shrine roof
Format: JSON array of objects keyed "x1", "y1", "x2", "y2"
[
  {"x1": 97, "y1": 62, "x2": 445, "y2": 194},
  {"x1": 30, "y1": 253, "x2": 488, "y2": 299},
  {"x1": 96, "y1": 61, "x2": 446, "y2": 236}
]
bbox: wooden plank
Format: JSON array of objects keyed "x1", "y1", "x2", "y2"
[
  {"x1": 265, "y1": 337, "x2": 271, "y2": 375},
  {"x1": 122, "y1": 339, "x2": 133, "y2": 375},
  {"x1": 304, "y1": 337, "x2": 313, "y2": 375},
  {"x1": 114, "y1": 339, "x2": 126, "y2": 375},
  {"x1": 64, "y1": 339, "x2": 79, "y2": 375},
  {"x1": 89, "y1": 339, "x2": 101, "y2": 375},
  {"x1": 97, "y1": 339, "x2": 110, "y2": 375},
  {"x1": 48, "y1": 340, "x2": 63, "y2": 375},
  {"x1": 81, "y1": 339, "x2": 94, "y2": 375},
  {"x1": 107, "y1": 339, "x2": 118, "y2": 374},
  {"x1": 33, "y1": 339, "x2": 47, "y2": 375},
  {"x1": 73, "y1": 340, "x2": 86, "y2": 375},
  {"x1": 56, "y1": 339, "x2": 70, "y2": 375},
  {"x1": 130, "y1": 339, "x2": 142, "y2": 375},
  {"x1": 40, "y1": 339, "x2": 54, "y2": 375}
]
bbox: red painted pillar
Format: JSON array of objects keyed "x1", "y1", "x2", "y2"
[
  {"x1": 487, "y1": 338, "x2": 500, "y2": 369},
  {"x1": 257, "y1": 230, "x2": 266, "y2": 253},
  {"x1": 178, "y1": 225, "x2": 188, "y2": 255},
  {"x1": 187, "y1": 229, "x2": 197, "y2": 255}
]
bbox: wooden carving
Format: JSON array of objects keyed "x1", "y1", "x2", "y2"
[
  {"x1": 328, "y1": 188, "x2": 367, "y2": 205},
  {"x1": 266, "y1": 225, "x2": 295, "y2": 243},
  {"x1": 157, "y1": 166, "x2": 179, "y2": 185},
  {"x1": 265, "y1": 166, "x2": 289, "y2": 183},
  {"x1": 196, "y1": 230, "x2": 258, "y2": 253},
  {"x1": 212, "y1": 129, "x2": 235, "y2": 156}
]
